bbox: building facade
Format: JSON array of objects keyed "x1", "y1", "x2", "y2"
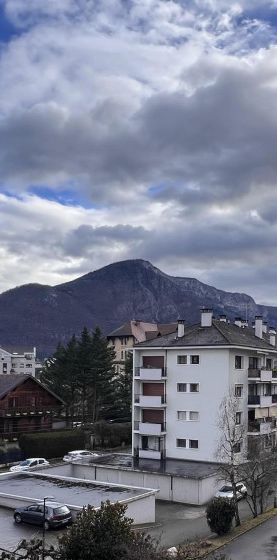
[
  {"x1": 0, "y1": 374, "x2": 64, "y2": 441},
  {"x1": 107, "y1": 320, "x2": 177, "y2": 373},
  {"x1": 132, "y1": 311, "x2": 277, "y2": 463},
  {"x1": 0, "y1": 346, "x2": 39, "y2": 377}
]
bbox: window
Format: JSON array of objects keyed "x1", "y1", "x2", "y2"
[
  {"x1": 177, "y1": 355, "x2": 187, "y2": 364},
  {"x1": 189, "y1": 383, "x2": 199, "y2": 393},
  {"x1": 177, "y1": 411, "x2": 187, "y2": 420},
  {"x1": 235, "y1": 356, "x2": 243, "y2": 369},
  {"x1": 190, "y1": 355, "x2": 199, "y2": 365},
  {"x1": 176, "y1": 439, "x2": 187, "y2": 447},
  {"x1": 235, "y1": 412, "x2": 242, "y2": 425},
  {"x1": 2, "y1": 362, "x2": 7, "y2": 372},
  {"x1": 249, "y1": 357, "x2": 259, "y2": 369},
  {"x1": 26, "y1": 364, "x2": 32, "y2": 368},
  {"x1": 177, "y1": 383, "x2": 187, "y2": 392},
  {"x1": 121, "y1": 350, "x2": 124, "y2": 360},
  {"x1": 266, "y1": 358, "x2": 272, "y2": 370},
  {"x1": 233, "y1": 442, "x2": 241, "y2": 453},
  {"x1": 235, "y1": 385, "x2": 243, "y2": 398},
  {"x1": 189, "y1": 411, "x2": 199, "y2": 421},
  {"x1": 189, "y1": 439, "x2": 199, "y2": 449}
]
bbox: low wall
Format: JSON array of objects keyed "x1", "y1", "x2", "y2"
[{"x1": 71, "y1": 463, "x2": 217, "y2": 505}]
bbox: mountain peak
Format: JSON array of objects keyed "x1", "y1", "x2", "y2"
[{"x1": 0, "y1": 259, "x2": 273, "y2": 357}]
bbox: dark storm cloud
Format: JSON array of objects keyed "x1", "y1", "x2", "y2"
[{"x1": 1, "y1": 58, "x2": 277, "y2": 212}]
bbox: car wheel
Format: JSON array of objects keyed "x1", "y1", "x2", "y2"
[
  {"x1": 44, "y1": 520, "x2": 50, "y2": 531},
  {"x1": 14, "y1": 513, "x2": 22, "y2": 524}
]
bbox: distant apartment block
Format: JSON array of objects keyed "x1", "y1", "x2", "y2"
[
  {"x1": 132, "y1": 311, "x2": 277, "y2": 462},
  {"x1": 107, "y1": 320, "x2": 177, "y2": 373},
  {"x1": 0, "y1": 346, "x2": 40, "y2": 377}
]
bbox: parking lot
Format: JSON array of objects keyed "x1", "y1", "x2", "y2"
[{"x1": 0, "y1": 497, "x2": 256, "y2": 552}]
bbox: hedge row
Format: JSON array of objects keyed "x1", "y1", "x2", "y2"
[
  {"x1": 18, "y1": 430, "x2": 86, "y2": 459},
  {"x1": 0, "y1": 445, "x2": 24, "y2": 465},
  {"x1": 93, "y1": 422, "x2": 132, "y2": 448}
]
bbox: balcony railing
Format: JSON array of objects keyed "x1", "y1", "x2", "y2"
[
  {"x1": 248, "y1": 421, "x2": 273, "y2": 433},
  {"x1": 272, "y1": 394, "x2": 277, "y2": 403},
  {"x1": 248, "y1": 395, "x2": 260, "y2": 405},
  {"x1": 134, "y1": 367, "x2": 166, "y2": 377},
  {"x1": 0, "y1": 405, "x2": 60, "y2": 417},
  {"x1": 248, "y1": 368, "x2": 261, "y2": 378},
  {"x1": 134, "y1": 394, "x2": 166, "y2": 404},
  {"x1": 133, "y1": 420, "x2": 166, "y2": 432}
]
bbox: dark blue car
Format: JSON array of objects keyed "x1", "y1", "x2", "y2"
[{"x1": 14, "y1": 501, "x2": 72, "y2": 530}]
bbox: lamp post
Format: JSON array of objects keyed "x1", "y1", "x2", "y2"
[{"x1": 42, "y1": 495, "x2": 55, "y2": 560}]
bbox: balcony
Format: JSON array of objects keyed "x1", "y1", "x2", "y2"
[
  {"x1": 134, "y1": 394, "x2": 166, "y2": 407},
  {"x1": 139, "y1": 449, "x2": 162, "y2": 460},
  {"x1": 248, "y1": 369, "x2": 272, "y2": 382},
  {"x1": 134, "y1": 367, "x2": 166, "y2": 380},
  {"x1": 248, "y1": 395, "x2": 260, "y2": 405},
  {"x1": 134, "y1": 421, "x2": 166, "y2": 435},
  {"x1": 248, "y1": 421, "x2": 272, "y2": 435},
  {"x1": 272, "y1": 394, "x2": 277, "y2": 403}
]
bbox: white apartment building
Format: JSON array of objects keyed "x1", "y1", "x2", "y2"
[
  {"x1": 132, "y1": 310, "x2": 277, "y2": 463},
  {"x1": 0, "y1": 346, "x2": 38, "y2": 377}
]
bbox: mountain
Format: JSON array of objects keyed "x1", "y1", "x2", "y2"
[{"x1": 0, "y1": 259, "x2": 276, "y2": 357}]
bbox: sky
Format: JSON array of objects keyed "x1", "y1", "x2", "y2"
[{"x1": 1, "y1": 1, "x2": 277, "y2": 304}]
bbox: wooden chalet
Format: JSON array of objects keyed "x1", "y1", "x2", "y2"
[{"x1": 0, "y1": 375, "x2": 64, "y2": 441}]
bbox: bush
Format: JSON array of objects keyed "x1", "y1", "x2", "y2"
[
  {"x1": 206, "y1": 498, "x2": 236, "y2": 535},
  {"x1": 93, "y1": 421, "x2": 132, "y2": 448},
  {"x1": 18, "y1": 430, "x2": 86, "y2": 459}
]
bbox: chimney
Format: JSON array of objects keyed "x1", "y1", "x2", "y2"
[
  {"x1": 177, "y1": 320, "x2": 185, "y2": 338},
  {"x1": 219, "y1": 314, "x2": 227, "y2": 322},
  {"x1": 234, "y1": 317, "x2": 242, "y2": 328},
  {"x1": 255, "y1": 316, "x2": 263, "y2": 339},
  {"x1": 269, "y1": 328, "x2": 276, "y2": 347},
  {"x1": 262, "y1": 322, "x2": 268, "y2": 334},
  {"x1": 201, "y1": 308, "x2": 213, "y2": 327},
  {"x1": 33, "y1": 346, "x2": 36, "y2": 358}
]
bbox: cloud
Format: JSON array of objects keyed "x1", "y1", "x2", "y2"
[{"x1": 1, "y1": 0, "x2": 277, "y2": 304}]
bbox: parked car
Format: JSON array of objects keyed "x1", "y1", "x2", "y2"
[
  {"x1": 215, "y1": 482, "x2": 247, "y2": 500},
  {"x1": 10, "y1": 458, "x2": 49, "y2": 472},
  {"x1": 63, "y1": 450, "x2": 99, "y2": 462},
  {"x1": 14, "y1": 501, "x2": 72, "y2": 530}
]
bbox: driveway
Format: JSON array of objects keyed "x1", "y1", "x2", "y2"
[
  {"x1": 147, "y1": 499, "x2": 253, "y2": 548},
  {"x1": 218, "y1": 515, "x2": 277, "y2": 560}
]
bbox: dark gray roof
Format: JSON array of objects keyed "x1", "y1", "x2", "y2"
[
  {"x1": 107, "y1": 322, "x2": 133, "y2": 338},
  {"x1": 0, "y1": 374, "x2": 64, "y2": 403},
  {"x1": 135, "y1": 320, "x2": 277, "y2": 351},
  {"x1": 90, "y1": 453, "x2": 218, "y2": 479}
]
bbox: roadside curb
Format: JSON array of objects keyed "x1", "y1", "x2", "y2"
[{"x1": 202, "y1": 507, "x2": 277, "y2": 557}]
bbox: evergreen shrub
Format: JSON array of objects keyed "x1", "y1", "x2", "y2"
[{"x1": 206, "y1": 497, "x2": 236, "y2": 535}]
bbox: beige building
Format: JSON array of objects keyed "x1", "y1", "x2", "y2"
[{"x1": 107, "y1": 320, "x2": 177, "y2": 373}]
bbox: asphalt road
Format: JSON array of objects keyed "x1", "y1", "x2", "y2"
[
  {"x1": 0, "y1": 496, "x2": 272, "y2": 552},
  {"x1": 146, "y1": 498, "x2": 254, "y2": 548},
  {"x1": 219, "y1": 516, "x2": 277, "y2": 560}
]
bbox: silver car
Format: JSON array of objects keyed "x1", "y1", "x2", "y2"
[
  {"x1": 215, "y1": 482, "x2": 247, "y2": 500},
  {"x1": 10, "y1": 458, "x2": 49, "y2": 472}
]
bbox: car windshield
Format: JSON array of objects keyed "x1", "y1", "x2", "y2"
[
  {"x1": 220, "y1": 486, "x2": 233, "y2": 493},
  {"x1": 54, "y1": 506, "x2": 69, "y2": 515},
  {"x1": 19, "y1": 460, "x2": 32, "y2": 466}
]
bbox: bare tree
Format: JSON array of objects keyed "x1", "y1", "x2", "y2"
[
  {"x1": 215, "y1": 395, "x2": 246, "y2": 527},
  {"x1": 240, "y1": 435, "x2": 277, "y2": 517}
]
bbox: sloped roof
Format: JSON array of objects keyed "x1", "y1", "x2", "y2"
[
  {"x1": 107, "y1": 321, "x2": 177, "y2": 340},
  {"x1": 0, "y1": 374, "x2": 65, "y2": 403},
  {"x1": 134, "y1": 320, "x2": 277, "y2": 351}
]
